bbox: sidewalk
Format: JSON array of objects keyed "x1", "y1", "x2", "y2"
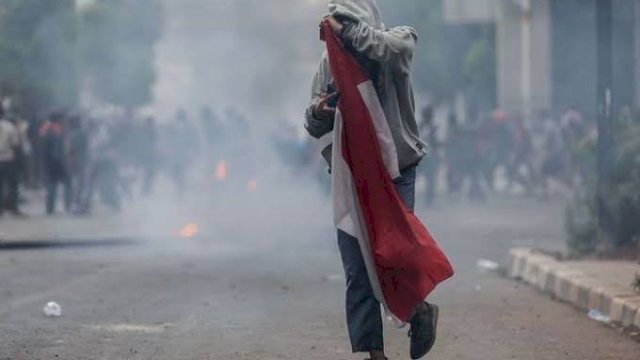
[{"x1": 508, "y1": 248, "x2": 640, "y2": 328}]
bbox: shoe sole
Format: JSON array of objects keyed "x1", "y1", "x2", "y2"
[
  {"x1": 412, "y1": 303, "x2": 439, "y2": 360},
  {"x1": 429, "y1": 304, "x2": 439, "y2": 351}
]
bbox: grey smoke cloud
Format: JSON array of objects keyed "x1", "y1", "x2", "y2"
[{"x1": 153, "y1": 0, "x2": 327, "y2": 122}]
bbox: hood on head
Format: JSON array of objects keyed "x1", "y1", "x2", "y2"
[{"x1": 329, "y1": 0, "x2": 383, "y2": 30}]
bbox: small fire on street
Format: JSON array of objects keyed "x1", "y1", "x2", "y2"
[
  {"x1": 248, "y1": 180, "x2": 258, "y2": 192},
  {"x1": 179, "y1": 223, "x2": 199, "y2": 238},
  {"x1": 215, "y1": 161, "x2": 227, "y2": 182}
]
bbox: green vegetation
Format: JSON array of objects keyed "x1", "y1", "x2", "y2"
[
  {"x1": 0, "y1": 0, "x2": 78, "y2": 115},
  {"x1": 566, "y1": 115, "x2": 640, "y2": 255},
  {"x1": 79, "y1": 0, "x2": 163, "y2": 111},
  {"x1": 378, "y1": 0, "x2": 497, "y2": 110},
  {"x1": 0, "y1": 0, "x2": 163, "y2": 116}
]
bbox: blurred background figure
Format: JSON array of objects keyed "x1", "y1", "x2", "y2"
[
  {"x1": 0, "y1": 106, "x2": 22, "y2": 216},
  {"x1": 419, "y1": 106, "x2": 440, "y2": 206},
  {"x1": 223, "y1": 108, "x2": 255, "y2": 190},
  {"x1": 74, "y1": 118, "x2": 120, "y2": 214},
  {"x1": 199, "y1": 106, "x2": 223, "y2": 154},
  {"x1": 39, "y1": 111, "x2": 72, "y2": 215},
  {"x1": 139, "y1": 116, "x2": 159, "y2": 196},
  {"x1": 67, "y1": 113, "x2": 89, "y2": 208},
  {"x1": 445, "y1": 113, "x2": 464, "y2": 196},
  {"x1": 169, "y1": 109, "x2": 199, "y2": 194}
]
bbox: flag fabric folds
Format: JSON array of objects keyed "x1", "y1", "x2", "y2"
[{"x1": 323, "y1": 21, "x2": 454, "y2": 322}]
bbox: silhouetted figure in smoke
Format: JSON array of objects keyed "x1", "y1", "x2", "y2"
[
  {"x1": 170, "y1": 109, "x2": 198, "y2": 194},
  {"x1": 464, "y1": 113, "x2": 486, "y2": 202},
  {"x1": 224, "y1": 108, "x2": 254, "y2": 188},
  {"x1": 508, "y1": 115, "x2": 534, "y2": 193},
  {"x1": 200, "y1": 106, "x2": 226, "y2": 181},
  {"x1": 7, "y1": 112, "x2": 29, "y2": 217},
  {"x1": 492, "y1": 109, "x2": 512, "y2": 187},
  {"x1": 419, "y1": 106, "x2": 440, "y2": 206},
  {"x1": 0, "y1": 106, "x2": 23, "y2": 216},
  {"x1": 68, "y1": 114, "x2": 89, "y2": 207},
  {"x1": 13, "y1": 113, "x2": 33, "y2": 193},
  {"x1": 140, "y1": 116, "x2": 158, "y2": 196},
  {"x1": 272, "y1": 118, "x2": 312, "y2": 173},
  {"x1": 446, "y1": 113, "x2": 463, "y2": 194},
  {"x1": 40, "y1": 111, "x2": 72, "y2": 215},
  {"x1": 200, "y1": 106, "x2": 224, "y2": 152},
  {"x1": 74, "y1": 118, "x2": 121, "y2": 214}
]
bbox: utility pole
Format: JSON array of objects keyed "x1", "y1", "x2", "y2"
[{"x1": 596, "y1": 0, "x2": 614, "y2": 244}]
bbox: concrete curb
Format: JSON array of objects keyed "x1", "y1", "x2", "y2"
[{"x1": 508, "y1": 248, "x2": 640, "y2": 328}]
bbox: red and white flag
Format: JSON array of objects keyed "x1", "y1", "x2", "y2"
[{"x1": 323, "y1": 22, "x2": 454, "y2": 323}]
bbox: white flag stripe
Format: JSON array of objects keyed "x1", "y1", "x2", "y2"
[
  {"x1": 331, "y1": 110, "x2": 357, "y2": 237},
  {"x1": 331, "y1": 109, "x2": 388, "y2": 313},
  {"x1": 357, "y1": 81, "x2": 400, "y2": 180},
  {"x1": 331, "y1": 85, "x2": 405, "y2": 325}
]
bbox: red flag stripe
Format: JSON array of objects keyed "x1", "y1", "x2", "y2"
[{"x1": 323, "y1": 21, "x2": 454, "y2": 322}]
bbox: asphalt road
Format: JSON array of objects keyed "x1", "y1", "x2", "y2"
[{"x1": 1, "y1": 187, "x2": 639, "y2": 360}]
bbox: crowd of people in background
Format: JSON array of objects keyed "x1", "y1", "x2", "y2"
[
  {"x1": 422, "y1": 106, "x2": 598, "y2": 205},
  {"x1": 0, "y1": 99, "x2": 607, "y2": 218},
  {"x1": 273, "y1": 104, "x2": 601, "y2": 207},
  {"x1": 0, "y1": 104, "x2": 256, "y2": 218}
]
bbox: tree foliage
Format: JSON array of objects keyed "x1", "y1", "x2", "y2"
[
  {"x1": 79, "y1": 0, "x2": 163, "y2": 109},
  {"x1": 566, "y1": 116, "x2": 640, "y2": 254},
  {"x1": 377, "y1": 0, "x2": 496, "y2": 110},
  {"x1": 0, "y1": 0, "x2": 163, "y2": 115},
  {"x1": 0, "y1": 0, "x2": 78, "y2": 114}
]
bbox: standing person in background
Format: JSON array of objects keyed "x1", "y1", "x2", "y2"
[
  {"x1": 40, "y1": 111, "x2": 72, "y2": 215},
  {"x1": 463, "y1": 113, "x2": 486, "y2": 202},
  {"x1": 492, "y1": 109, "x2": 512, "y2": 187},
  {"x1": 8, "y1": 113, "x2": 29, "y2": 217},
  {"x1": 170, "y1": 109, "x2": 198, "y2": 194},
  {"x1": 140, "y1": 116, "x2": 158, "y2": 196},
  {"x1": 0, "y1": 106, "x2": 22, "y2": 217},
  {"x1": 508, "y1": 116, "x2": 534, "y2": 193},
  {"x1": 200, "y1": 106, "x2": 223, "y2": 152},
  {"x1": 419, "y1": 106, "x2": 440, "y2": 206},
  {"x1": 200, "y1": 106, "x2": 225, "y2": 183},
  {"x1": 14, "y1": 114, "x2": 33, "y2": 193},
  {"x1": 67, "y1": 114, "x2": 89, "y2": 208},
  {"x1": 446, "y1": 113, "x2": 463, "y2": 194}
]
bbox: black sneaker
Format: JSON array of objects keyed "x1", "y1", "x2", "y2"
[{"x1": 408, "y1": 302, "x2": 439, "y2": 359}]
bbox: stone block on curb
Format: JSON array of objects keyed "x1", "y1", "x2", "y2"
[{"x1": 507, "y1": 247, "x2": 640, "y2": 328}]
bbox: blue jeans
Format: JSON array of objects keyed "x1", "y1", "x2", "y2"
[{"x1": 337, "y1": 165, "x2": 416, "y2": 353}]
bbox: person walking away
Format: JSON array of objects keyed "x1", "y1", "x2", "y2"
[
  {"x1": 305, "y1": 1, "x2": 453, "y2": 359},
  {"x1": 39, "y1": 112, "x2": 71, "y2": 215},
  {"x1": 0, "y1": 107, "x2": 21, "y2": 216}
]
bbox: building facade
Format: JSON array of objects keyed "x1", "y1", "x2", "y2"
[{"x1": 444, "y1": 0, "x2": 640, "y2": 119}]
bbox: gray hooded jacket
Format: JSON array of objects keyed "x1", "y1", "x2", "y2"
[{"x1": 305, "y1": 0, "x2": 427, "y2": 170}]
